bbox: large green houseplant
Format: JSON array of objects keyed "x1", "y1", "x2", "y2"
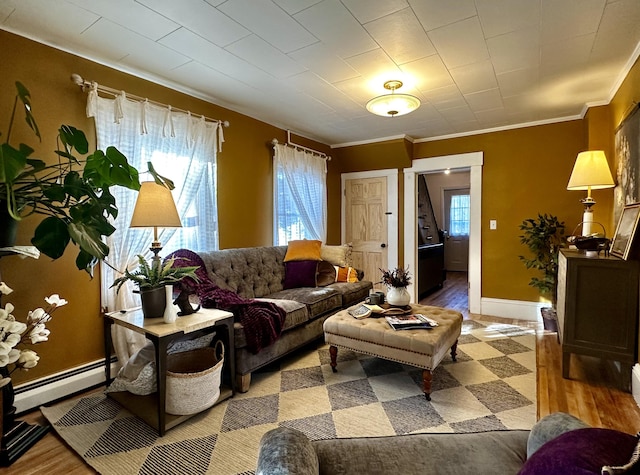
[
  {"x1": 519, "y1": 213, "x2": 566, "y2": 330},
  {"x1": 0, "y1": 81, "x2": 170, "y2": 276}
]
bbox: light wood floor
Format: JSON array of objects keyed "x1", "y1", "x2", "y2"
[{"x1": 5, "y1": 272, "x2": 640, "y2": 474}]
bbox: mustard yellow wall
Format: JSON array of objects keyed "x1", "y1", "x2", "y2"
[{"x1": 0, "y1": 31, "x2": 329, "y2": 385}]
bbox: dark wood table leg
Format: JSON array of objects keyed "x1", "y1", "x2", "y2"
[
  {"x1": 329, "y1": 345, "x2": 338, "y2": 373},
  {"x1": 103, "y1": 316, "x2": 114, "y2": 385},
  {"x1": 562, "y1": 351, "x2": 571, "y2": 379},
  {"x1": 422, "y1": 370, "x2": 433, "y2": 401},
  {"x1": 150, "y1": 335, "x2": 170, "y2": 437},
  {"x1": 450, "y1": 339, "x2": 458, "y2": 362}
]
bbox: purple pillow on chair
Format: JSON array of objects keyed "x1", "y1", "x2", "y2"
[
  {"x1": 518, "y1": 428, "x2": 640, "y2": 474},
  {"x1": 283, "y1": 260, "x2": 318, "y2": 289}
]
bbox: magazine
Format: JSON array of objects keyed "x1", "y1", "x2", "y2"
[{"x1": 385, "y1": 314, "x2": 439, "y2": 330}]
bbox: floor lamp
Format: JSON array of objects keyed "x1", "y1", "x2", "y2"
[
  {"x1": 566, "y1": 151, "x2": 615, "y2": 236},
  {"x1": 129, "y1": 182, "x2": 182, "y2": 265}
]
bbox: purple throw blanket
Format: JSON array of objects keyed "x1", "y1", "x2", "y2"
[{"x1": 166, "y1": 249, "x2": 286, "y2": 354}]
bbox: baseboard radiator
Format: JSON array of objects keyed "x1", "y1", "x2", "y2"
[{"x1": 13, "y1": 357, "x2": 119, "y2": 415}]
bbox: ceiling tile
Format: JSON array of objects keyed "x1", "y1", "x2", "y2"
[
  {"x1": 449, "y1": 59, "x2": 498, "y2": 95},
  {"x1": 540, "y1": 0, "x2": 605, "y2": 44},
  {"x1": 341, "y1": 0, "x2": 408, "y2": 23},
  {"x1": 286, "y1": 71, "x2": 363, "y2": 114},
  {"x1": 217, "y1": 0, "x2": 317, "y2": 53},
  {"x1": 496, "y1": 67, "x2": 540, "y2": 98},
  {"x1": 486, "y1": 27, "x2": 540, "y2": 75},
  {"x1": 426, "y1": 84, "x2": 467, "y2": 110},
  {"x1": 288, "y1": 42, "x2": 360, "y2": 83},
  {"x1": 272, "y1": 0, "x2": 323, "y2": 16},
  {"x1": 475, "y1": 0, "x2": 539, "y2": 38},
  {"x1": 400, "y1": 55, "x2": 454, "y2": 93},
  {"x1": 428, "y1": 17, "x2": 490, "y2": 69},
  {"x1": 137, "y1": 0, "x2": 249, "y2": 47},
  {"x1": 293, "y1": 0, "x2": 378, "y2": 58},
  {"x1": 410, "y1": 0, "x2": 477, "y2": 31},
  {"x1": 364, "y1": 7, "x2": 437, "y2": 65},
  {"x1": 67, "y1": 0, "x2": 178, "y2": 40},
  {"x1": 540, "y1": 34, "x2": 595, "y2": 78},
  {"x1": 345, "y1": 48, "x2": 402, "y2": 84},
  {"x1": 225, "y1": 34, "x2": 307, "y2": 79},
  {"x1": 464, "y1": 88, "x2": 504, "y2": 112}
]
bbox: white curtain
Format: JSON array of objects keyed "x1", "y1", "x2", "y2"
[
  {"x1": 88, "y1": 87, "x2": 221, "y2": 363},
  {"x1": 273, "y1": 143, "x2": 327, "y2": 244}
]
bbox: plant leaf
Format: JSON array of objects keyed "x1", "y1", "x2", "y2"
[{"x1": 31, "y1": 217, "x2": 70, "y2": 259}]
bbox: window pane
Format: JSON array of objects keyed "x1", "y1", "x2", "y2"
[{"x1": 450, "y1": 194, "x2": 470, "y2": 236}]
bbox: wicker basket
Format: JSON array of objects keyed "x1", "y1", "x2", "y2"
[{"x1": 165, "y1": 340, "x2": 224, "y2": 416}]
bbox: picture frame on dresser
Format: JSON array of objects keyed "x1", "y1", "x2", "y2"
[{"x1": 610, "y1": 202, "x2": 640, "y2": 259}]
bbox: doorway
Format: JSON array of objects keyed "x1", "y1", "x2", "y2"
[
  {"x1": 443, "y1": 187, "x2": 470, "y2": 272},
  {"x1": 403, "y1": 152, "x2": 483, "y2": 313}
]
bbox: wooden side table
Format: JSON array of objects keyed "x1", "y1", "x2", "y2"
[{"x1": 103, "y1": 307, "x2": 235, "y2": 436}]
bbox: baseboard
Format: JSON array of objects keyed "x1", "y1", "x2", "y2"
[
  {"x1": 632, "y1": 364, "x2": 640, "y2": 408},
  {"x1": 480, "y1": 297, "x2": 547, "y2": 321},
  {"x1": 13, "y1": 358, "x2": 120, "y2": 415}
]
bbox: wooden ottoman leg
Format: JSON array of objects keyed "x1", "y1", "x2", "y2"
[
  {"x1": 329, "y1": 345, "x2": 338, "y2": 373},
  {"x1": 450, "y1": 339, "x2": 458, "y2": 362},
  {"x1": 422, "y1": 370, "x2": 433, "y2": 401}
]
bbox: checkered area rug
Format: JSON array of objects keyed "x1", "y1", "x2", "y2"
[{"x1": 41, "y1": 319, "x2": 537, "y2": 475}]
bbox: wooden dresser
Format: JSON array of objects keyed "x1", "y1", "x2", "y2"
[{"x1": 556, "y1": 249, "x2": 639, "y2": 390}]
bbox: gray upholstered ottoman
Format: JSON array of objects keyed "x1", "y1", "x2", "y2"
[{"x1": 323, "y1": 304, "x2": 463, "y2": 400}]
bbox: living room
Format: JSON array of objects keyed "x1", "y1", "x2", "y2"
[{"x1": 2, "y1": 1, "x2": 640, "y2": 473}]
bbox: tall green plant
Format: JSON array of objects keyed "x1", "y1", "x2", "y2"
[
  {"x1": 0, "y1": 81, "x2": 172, "y2": 276},
  {"x1": 519, "y1": 213, "x2": 566, "y2": 305}
]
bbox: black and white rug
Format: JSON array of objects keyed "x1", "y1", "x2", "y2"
[{"x1": 41, "y1": 319, "x2": 537, "y2": 475}]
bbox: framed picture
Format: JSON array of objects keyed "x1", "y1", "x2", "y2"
[
  {"x1": 614, "y1": 104, "x2": 640, "y2": 225},
  {"x1": 610, "y1": 203, "x2": 640, "y2": 259}
]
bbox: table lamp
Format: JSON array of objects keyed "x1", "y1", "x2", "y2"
[
  {"x1": 129, "y1": 182, "x2": 182, "y2": 264},
  {"x1": 566, "y1": 150, "x2": 615, "y2": 236}
]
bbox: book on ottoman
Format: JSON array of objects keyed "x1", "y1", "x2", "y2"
[{"x1": 385, "y1": 314, "x2": 439, "y2": 330}]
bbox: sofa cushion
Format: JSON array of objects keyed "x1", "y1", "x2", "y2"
[
  {"x1": 316, "y1": 260, "x2": 337, "y2": 287},
  {"x1": 255, "y1": 298, "x2": 309, "y2": 331},
  {"x1": 283, "y1": 260, "x2": 318, "y2": 289},
  {"x1": 320, "y1": 243, "x2": 352, "y2": 267},
  {"x1": 198, "y1": 247, "x2": 287, "y2": 298},
  {"x1": 269, "y1": 287, "x2": 342, "y2": 319},
  {"x1": 284, "y1": 239, "x2": 322, "y2": 262},
  {"x1": 327, "y1": 280, "x2": 372, "y2": 307},
  {"x1": 312, "y1": 430, "x2": 529, "y2": 475},
  {"x1": 527, "y1": 412, "x2": 590, "y2": 457},
  {"x1": 519, "y1": 428, "x2": 639, "y2": 475}
]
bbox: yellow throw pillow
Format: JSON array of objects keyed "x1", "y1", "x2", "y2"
[
  {"x1": 334, "y1": 266, "x2": 358, "y2": 283},
  {"x1": 284, "y1": 239, "x2": 322, "y2": 262},
  {"x1": 320, "y1": 243, "x2": 353, "y2": 267}
]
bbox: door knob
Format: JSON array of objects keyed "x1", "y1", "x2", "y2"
[{"x1": 380, "y1": 243, "x2": 386, "y2": 248}]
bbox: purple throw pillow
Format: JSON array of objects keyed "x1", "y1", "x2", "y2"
[
  {"x1": 283, "y1": 260, "x2": 318, "y2": 289},
  {"x1": 518, "y1": 428, "x2": 639, "y2": 475}
]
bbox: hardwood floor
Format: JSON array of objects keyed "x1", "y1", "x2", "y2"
[{"x1": 5, "y1": 271, "x2": 640, "y2": 473}]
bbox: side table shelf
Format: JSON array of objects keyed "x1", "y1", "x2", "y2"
[{"x1": 103, "y1": 307, "x2": 235, "y2": 436}]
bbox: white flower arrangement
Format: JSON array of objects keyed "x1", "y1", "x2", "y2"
[{"x1": 0, "y1": 281, "x2": 67, "y2": 388}]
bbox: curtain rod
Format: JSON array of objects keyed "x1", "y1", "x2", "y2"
[
  {"x1": 70, "y1": 73, "x2": 230, "y2": 128},
  {"x1": 271, "y1": 131, "x2": 331, "y2": 160}
]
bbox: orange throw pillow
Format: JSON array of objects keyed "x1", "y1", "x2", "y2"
[
  {"x1": 284, "y1": 240, "x2": 322, "y2": 262},
  {"x1": 335, "y1": 266, "x2": 358, "y2": 283}
]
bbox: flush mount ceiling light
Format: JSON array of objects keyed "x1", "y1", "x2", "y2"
[{"x1": 366, "y1": 80, "x2": 421, "y2": 117}]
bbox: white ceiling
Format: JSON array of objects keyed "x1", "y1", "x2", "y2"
[{"x1": 2, "y1": 0, "x2": 640, "y2": 147}]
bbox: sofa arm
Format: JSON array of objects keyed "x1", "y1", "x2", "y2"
[
  {"x1": 527, "y1": 412, "x2": 590, "y2": 457},
  {"x1": 256, "y1": 427, "x2": 319, "y2": 475}
]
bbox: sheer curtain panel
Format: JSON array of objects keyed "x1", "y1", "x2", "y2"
[
  {"x1": 273, "y1": 143, "x2": 327, "y2": 244},
  {"x1": 88, "y1": 87, "x2": 221, "y2": 363}
]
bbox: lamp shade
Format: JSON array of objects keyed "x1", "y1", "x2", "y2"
[
  {"x1": 130, "y1": 182, "x2": 182, "y2": 228},
  {"x1": 567, "y1": 151, "x2": 615, "y2": 191}
]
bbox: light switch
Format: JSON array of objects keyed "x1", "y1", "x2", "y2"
[{"x1": 490, "y1": 220, "x2": 497, "y2": 230}]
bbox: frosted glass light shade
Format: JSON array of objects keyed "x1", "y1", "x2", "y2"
[
  {"x1": 567, "y1": 151, "x2": 615, "y2": 191},
  {"x1": 366, "y1": 93, "x2": 421, "y2": 117},
  {"x1": 130, "y1": 182, "x2": 182, "y2": 228}
]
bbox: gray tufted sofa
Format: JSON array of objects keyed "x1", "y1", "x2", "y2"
[{"x1": 197, "y1": 246, "x2": 372, "y2": 392}]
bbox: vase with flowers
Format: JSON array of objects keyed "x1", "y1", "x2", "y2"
[
  {"x1": 379, "y1": 266, "x2": 412, "y2": 307},
  {"x1": 0, "y1": 280, "x2": 66, "y2": 463}
]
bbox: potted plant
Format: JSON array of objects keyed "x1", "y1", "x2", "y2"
[
  {"x1": 111, "y1": 255, "x2": 200, "y2": 319},
  {"x1": 518, "y1": 213, "x2": 566, "y2": 331},
  {"x1": 0, "y1": 81, "x2": 171, "y2": 276},
  {"x1": 379, "y1": 266, "x2": 412, "y2": 307}
]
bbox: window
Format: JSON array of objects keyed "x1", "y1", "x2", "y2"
[
  {"x1": 273, "y1": 144, "x2": 327, "y2": 245},
  {"x1": 449, "y1": 194, "x2": 470, "y2": 236}
]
